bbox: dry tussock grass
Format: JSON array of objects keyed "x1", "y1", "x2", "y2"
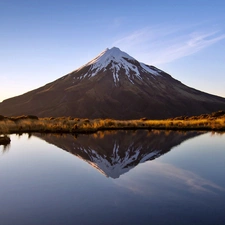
[{"x1": 0, "y1": 111, "x2": 225, "y2": 135}]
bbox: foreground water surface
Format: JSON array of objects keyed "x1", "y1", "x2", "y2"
[{"x1": 0, "y1": 130, "x2": 225, "y2": 225}]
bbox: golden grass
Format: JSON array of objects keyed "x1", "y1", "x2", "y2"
[{"x1": 0, "y1": 111, "x2": 225, "y2": 135}]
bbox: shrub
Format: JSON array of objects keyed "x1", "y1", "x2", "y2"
[
  {"x1": 27, "y1": 115, "x2": 39, "y2": 120},
  {"x1": 0, "y1": 135, "x2": 11, "y2": 145},
  {"x1": 211, "y1": 110, "x2": 225, "y2": 118},
  {"x1": 0, "y1": 115, "x2": 5, "y2": 121}
]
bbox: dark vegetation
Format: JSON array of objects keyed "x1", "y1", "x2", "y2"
[{"x1": 0, "y1": 135, "x2": 11, "y2": 145}]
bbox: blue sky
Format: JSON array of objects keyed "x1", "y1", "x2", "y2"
[{"x1": 1, "y1": 0, "x2": 225, "y2": 102}]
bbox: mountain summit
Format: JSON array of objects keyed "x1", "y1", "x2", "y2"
[
  {"x1": 77, "y1": 47, "x2": 161, "y2": 84},
  {"x1": 1, "y1": 47, "x2": 225, "y2": 119}
]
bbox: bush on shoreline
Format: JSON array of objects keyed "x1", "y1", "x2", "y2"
[{"x1": 0, "y1": 135, "x2": 11, "y2": 145}]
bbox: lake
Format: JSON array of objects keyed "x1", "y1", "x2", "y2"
[{"x1": 0, "y1": 130, "x2": 225, "y2": 225}]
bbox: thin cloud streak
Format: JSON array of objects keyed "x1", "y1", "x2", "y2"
[
  {"x1": 115, "y1": 161, "x2": 225, "y2": 196},
  {"x1": 113, "y1": 25, "x2": 225, "y2": 65},
  {"x1": 113, "y1": 25, "x2": 181, "y2": 50},
  {"x1": 153, "y1": 31, "x2": 225, "y2": 65}
]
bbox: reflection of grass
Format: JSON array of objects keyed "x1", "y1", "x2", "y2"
[{"x1": 0, "y1": 111, "x2": 225, "y2": 135}]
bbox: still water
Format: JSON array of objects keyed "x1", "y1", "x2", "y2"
[{"x1": 0, "y1": 130, "x2": 225, "y2": 225}]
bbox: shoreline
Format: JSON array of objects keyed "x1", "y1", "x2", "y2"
[{"x1": 0, "y1": 111, "x2": 225, "y2": 135}]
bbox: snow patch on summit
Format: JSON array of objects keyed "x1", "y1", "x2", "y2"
[
  {"x1": 75, "y1": 47, "x2": 160, "y2": 85},
  {"x1": 140, "y1": 63, "x2": 159, "y2": 75}
]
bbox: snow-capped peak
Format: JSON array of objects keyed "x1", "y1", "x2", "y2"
[
  {"x1": 75, "y1": 47, "x2": 160, "y2": 85},
  {"x1": 86, "y1": 47, "x2": 136, "y2": 67}
]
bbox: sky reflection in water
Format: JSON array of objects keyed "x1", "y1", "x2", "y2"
[{"x1": 0, "y1": 131, "x2": 225, "y2": 225}]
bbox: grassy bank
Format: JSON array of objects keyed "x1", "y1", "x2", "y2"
[{"x1": 0, "y1": 111, "x2": 225, "y2": 135}]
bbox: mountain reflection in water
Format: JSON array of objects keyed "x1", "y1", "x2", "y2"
[{"x1": 35, "y1": 130, "x2": 203, "y2": 179}]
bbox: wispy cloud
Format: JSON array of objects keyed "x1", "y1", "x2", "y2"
[
  {"x1": 115, "y1": 161, "x2": 225, "y2": 196},
  {"x1": 112, "y1": 24, "x2": 225, "y2": 65}
]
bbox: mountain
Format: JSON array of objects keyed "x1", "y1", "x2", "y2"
[
  {"x1": 35, "y1": 130, "x2": 203, "y2": 179},
  {"x1": 1, "y1": 47, "x2": 225, "y2": 119}
]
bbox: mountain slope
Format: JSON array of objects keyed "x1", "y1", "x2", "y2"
[{"x1": 1, "y1": 47, "x2": 225, "y2": 119}]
